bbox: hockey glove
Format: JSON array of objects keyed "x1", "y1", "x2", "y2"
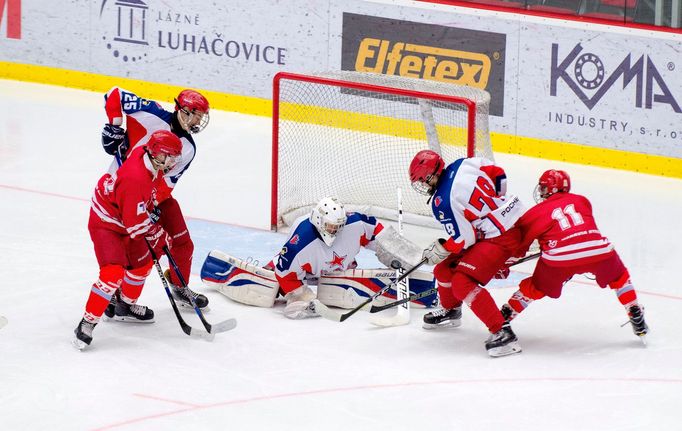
[
  {"x1": 148, "y1": 206, "x2": 162, "y2": 224},
  {"x1": 494, "y1": 267, "x2": 510, "y2": 279},
  {"x1": 101, "y1": 124, "x2": 126, "y2": 156},
  {"x1": 423, "y1": 238, "x2": 450, "y2": 265},
  {"x1": 145, "y1": 224, "x2": 172, "y2": 257}
]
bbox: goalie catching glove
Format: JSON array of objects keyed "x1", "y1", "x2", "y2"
[{"x1": 374, "y1": 225, "x2": 423, "y2": 269}]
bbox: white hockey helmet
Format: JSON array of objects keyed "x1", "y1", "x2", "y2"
[{"x1": 310, "y1": 197, "x2": 347, "y2": 246}]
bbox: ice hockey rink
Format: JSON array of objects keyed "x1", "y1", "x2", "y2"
[{"x1": 1, "y1": 79, "x2": 681, "y2": 430}]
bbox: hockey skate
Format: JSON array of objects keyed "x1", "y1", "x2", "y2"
[
  {"x1": 500, "y1": 303, "x2": 518, "y2": 323},
  {"x1": 103, "y1": 289, "x2": 119, "y2": 320},
  {"x1": 113, "y1": 299, "x2": 155, "y2": 323},
  {"x1": 627, "y1": 304, "x2": 649, "y2": 344},
  {"x1": 164, "y1": 269, "x2": 209, "y2": 310},
  {"x1": 422, "y1": 306, "x2": 462, "y2": 330},
  {"x1": 73, "y1": 318, "x2": 97, "y2": 350},
  {"x1": 485, "y1": 324, "x2": 522, "y2": 358}
]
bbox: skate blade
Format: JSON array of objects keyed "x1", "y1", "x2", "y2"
[
  {"x1": 487, "y1": 341, "x2": 522, "y2": 358},
  {"x1": 72, "y1": 338, "x2": 89, "y2": 351},
  {"x1": 422, "y1": 319, "x2": 462, "y2": 330},
  {"x1": 112, "y1": 316, "x2": 156, "y2": 323},
  {"x1": 638, "y1": 334, "x2": 648, "y2": 346}
]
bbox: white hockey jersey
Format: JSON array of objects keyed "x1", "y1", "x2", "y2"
[
  {"x1": 431, "y1": 157, "x2": 526, "y2": 254},
  {"x1": 274, "y1": 212, "x2": 383, "y2": 294}
]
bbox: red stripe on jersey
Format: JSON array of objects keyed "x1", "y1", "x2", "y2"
[
  {"x1": 105, "y1": 88, "x2": 123, "y2": 125},
  {"x1": 276, "y1": 271, "x2": 303, "y2": 294},
  {"x1": 360, "y1": 234, "x2": 369, "y2": 247},
  {"x1": 464, "y1": 209, "x2": 477, "y2": 222},
  {"x1": 484, "y1": 213, "x2": 505, "y2": 234}
]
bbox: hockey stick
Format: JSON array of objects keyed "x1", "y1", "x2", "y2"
[
  {"x1": 369, "y1": 188, "x2": 410, "y2": 327},
  {"x1": 163, "y1": 246, "x2": 237, "y2": 334},
  {"x1": 147, "y1": 243, "x2": 215, "y2": 340},
  {"x1": 316, "y1": 257, "x2": 429, "y2": 323},
  {"x1": 369, "y1": 252, "x2": 542, "y2": 314}
]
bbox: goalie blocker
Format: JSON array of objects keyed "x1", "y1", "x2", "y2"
[{"x1": 200, "y1": 250, "x2": 437, "y2": 309}]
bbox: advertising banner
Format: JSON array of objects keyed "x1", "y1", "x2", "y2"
[
  {"x1": 517, "y1": 23, "x2": 682, "y2": 158},
  {"x1": 0, "y1": 0, "x2": 330, "y2": 98},
  {"x1": 340, "y1": 12, "x2": 507, "y2": 117}
]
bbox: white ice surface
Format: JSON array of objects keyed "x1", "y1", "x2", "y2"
[{"x1": 1, "y1": 80, "x2": 681, "y2": 430}]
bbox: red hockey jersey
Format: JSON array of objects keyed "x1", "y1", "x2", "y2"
[
  {"x1": 90, "y1": 147, "x2": 161, "y2": 239},
  {"x1": 516, "y1": 192, "x2": 614, "y2": 267}
]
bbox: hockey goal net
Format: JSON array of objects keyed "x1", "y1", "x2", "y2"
[{"x1": 271, "y1": 71, "x2": 493, "y2": 230}]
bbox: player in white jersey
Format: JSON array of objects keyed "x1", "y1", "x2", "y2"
[{"x1": 409, "y1": 150, "x2": 527, "y2": 357}]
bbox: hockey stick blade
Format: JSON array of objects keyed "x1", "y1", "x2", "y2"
[
  {"x1": 312, "y1": 300, "x2": 344, "y2": 322},
  {"x1": 189, "y1": 328, "x2": 216, "y2": 341},
  {"x1": 369, "y1": 252, "x2": 542, "y2": 313},
  {"x1": 368, "y1": 312, "x2": 410, "y2": 327},
  {"x1": 209, "y1": 318, "x2": 238, "y2": 333}
]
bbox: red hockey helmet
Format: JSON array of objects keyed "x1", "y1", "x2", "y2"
[
  {"x1": 409, "y1": 150, "x2": 445, "y2": 195},
  {"x1": 146, "y1": 130, "x2": 182, "y2": 172},
  {"x1": 534, "y1": 169, "x2": 571, "y2": 202},
  {"x1": 175, "y1": 89, "x2": 210, "y2": 134}
]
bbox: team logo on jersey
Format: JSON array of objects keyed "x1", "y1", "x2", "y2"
[
  {"x1": 289, "y1": 234, "x2": 300, "y2": 245},
  {"x1": 438, "y1": 211, "x2": 445, "y2": 220},
  {"x1": 434, "y1": 196, "x2": 442, "y2": 207},
  {"x1": 548, "y1": 240, "x2": 557, "y2": 248},
  {"x1": 279, "y1": 246, "x2": 288, "y2": 256},
  {"x1": 326, "y1": 252, "x2": 347, "y2": 270}
]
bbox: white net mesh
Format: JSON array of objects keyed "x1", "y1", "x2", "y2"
[{"x1": 273, "y1": 71, "x2": 493, "y2": 229}]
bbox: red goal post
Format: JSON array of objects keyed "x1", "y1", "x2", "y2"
[{"x1": 271, "y1": 71, "x2": 493, "y2": 230}]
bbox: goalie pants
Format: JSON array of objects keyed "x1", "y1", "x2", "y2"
[{"x1": 434, "y1": 227, "x2": 523, "y2": 334}]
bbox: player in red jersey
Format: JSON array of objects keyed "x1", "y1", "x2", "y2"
[
  {"x1": 101, "y1": 87, "x2": 210, "y2": 313},
  {"x1": 500, "y1": 169, "x2": 649, "y2": 341},
  {"x1": 73, "y1": 131, "x2": 182, "y2": 350}
]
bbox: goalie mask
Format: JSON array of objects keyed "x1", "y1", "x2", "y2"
[
  {"x1": 175, "y1": 89, "x2": 210, "y2": 134},
  {"x1": 409, "y1": 150, "x2": 444, "y2": 196},
  {"x1": 534, "y1": 169, "x2": 571, "y2": 202},
  {"x1": 310, "y1": 197, "x2": 347, "y2": 246}
]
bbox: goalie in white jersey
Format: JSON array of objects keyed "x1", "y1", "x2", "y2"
[{"x1": 200, "y1": 197, "x2": 437, "y2": 319}]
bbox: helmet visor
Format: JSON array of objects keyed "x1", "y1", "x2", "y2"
[{"x1": 179, "y1": 108, "x2": 209, "y2": 134}]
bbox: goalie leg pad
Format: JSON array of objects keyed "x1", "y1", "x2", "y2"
[
  {"x1": 317, "y1": 268, "x2": 437, "y2": 309},
  {"x1": 201, "y1": 250, "x2": 279, "y2": 308}
]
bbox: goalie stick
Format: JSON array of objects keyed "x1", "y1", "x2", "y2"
[
  {"x1": 162, "y1": 245, "x2": 237, "y2": 334},
  {"x1": 315, "y1": 257, "x2": 428, "y2": 323},
  {"x1": 369, "y1": 252, "x2": 542, "y2": 314},
  {"x1": 369, "y1": 188, "x2": 410, "y2": 328}
]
